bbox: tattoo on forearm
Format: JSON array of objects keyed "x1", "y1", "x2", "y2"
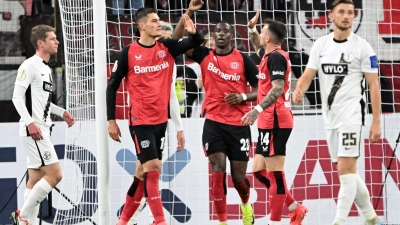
[{"x1": 259, "y1": 79, "x2": 284, "y2": 109}]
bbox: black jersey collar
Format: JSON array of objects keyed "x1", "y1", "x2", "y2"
[
  {"x1": 137, "y1": 40, "x2": 156, "y2": 48},
  {"x1": 214, "y1": 47, "x2": 234, "y2": 56}
]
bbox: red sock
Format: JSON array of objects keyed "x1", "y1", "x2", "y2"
[
  {"x1": 234, "y1": 178, "x2": 250, "y2": 204},
  {"x1": 254, "y1": 170, "x2": 270, "y2": 188},
  {"x1": 144, "y1": 171, "x2": 165, "y2": 224},
  {"x1": 254, "y1": 170, "x2": 296, "y2": 208},
  {"x1": 120, "y1": 176, "x2": 144, "y2": 222},
  {"x1": 267, "y1": 171, "x2": 287, "y2": 221},
  {"x1": 212, "y1": 172, "x2": 227, "y2": 222},
  {"x1": 285, "y1": 189, "x2": 296, "y2": 208}
]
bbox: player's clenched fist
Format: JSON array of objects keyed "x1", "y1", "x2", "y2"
[{"x1": 292, "y1": 88, "x2": 303, "y2": 104}]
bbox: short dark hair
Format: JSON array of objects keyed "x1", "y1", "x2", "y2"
[
  {"x1": 216, "y1": 21, "x2": 232, "y2": 30},
  {"x1": 265, "y1": 19, "x2": 287, "y2": 44},
  {"x1": 331, "y1": 0, "x2": 354, "y2": 11},
  {"x1": 134, "y1": 7, "x2": 157, "y2": 23},
  {"x1": 30, "y1": 24, "x2": 55, "y2": 49}
]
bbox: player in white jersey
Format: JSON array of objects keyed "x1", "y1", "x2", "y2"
[
  {"x1": 293, "y1": 1, "x2": 381, "y2": 225},
  {"x1": 10, "y1": 24, "x2": 75, "y2": 225}
]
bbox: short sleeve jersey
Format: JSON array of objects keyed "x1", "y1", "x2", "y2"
[
  {"x1": 15, "y1": 55, "x2": 53, "y2": 137},
  {"x1": 107, "y1": 31, "x2": 204, "y2": 126},
  {"x1": 306, "y1": 32, "x2": 378, "y2": 129},
  {"x1": 257, "y1": 49, "x2": 293, "y2": 129},
  {"x1": 190, "y1": 46, "x2": 259, "y2": 126}
]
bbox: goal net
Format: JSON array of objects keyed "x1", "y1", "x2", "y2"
[{"x1": 54, "y1": 0, "x2": 400, "y2": 224}]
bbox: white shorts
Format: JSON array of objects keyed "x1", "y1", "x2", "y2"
[
  {"x1": 326, "y1": 124, "x2": 362, "y2": 163},
  {"x1": 21, "y1": 136, "x2": 59, "y2": 169}
]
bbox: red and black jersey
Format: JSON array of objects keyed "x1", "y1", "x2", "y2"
[
  {"x1": 106, "y1": 31, "x2": 204, "y2": 125},
  {"x1": 190, "y1": 46, "x2": 258, "y2": 126},
  {"x1": 257, "y1": 48, "x2": 293, "y2": 129}
]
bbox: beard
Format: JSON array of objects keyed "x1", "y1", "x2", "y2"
[{"x1": 334, "y1": 21, "x2": 352, "y2": 31}]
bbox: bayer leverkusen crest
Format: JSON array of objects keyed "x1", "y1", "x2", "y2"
[{"x1": 296, "y1": 0, "x2": 363, "y2": 41}]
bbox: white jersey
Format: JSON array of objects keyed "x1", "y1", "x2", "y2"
[
  {"x1": 306, "y1": 32, "x2": 378, "y2": 129},
  {"x1": 15, "y1": 55, "x2": 53, "y2": 137}
]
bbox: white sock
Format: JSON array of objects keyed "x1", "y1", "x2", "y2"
[
  {"x1": 269, "y1": 220, "x2": 282, "y2": 225},
  {"x1": 20, "y1": 179, "x2": 52, "y2": 220},
  {"x1": 288, "y1": 201, "x2": 298, "y2": 212},
  {"x1": 333, "y1": 173, "x2": 357, "y2": 225},
  {"x1": 130, "y1": 197, "x2": 146, "y2": 223},
  {"x1": 24, "y1": 188, "x2": 40, "y2": 224},
  {"x1": 354, "y1": 174, "x2": 377, "y2": 220}
]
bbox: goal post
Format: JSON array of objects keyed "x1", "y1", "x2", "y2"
[{"x1": 93, "y1": 0, "x2": 110, "y2": 225}]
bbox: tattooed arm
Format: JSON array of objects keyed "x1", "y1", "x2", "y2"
[{"x1": 241, "y1": 79, "x2": 284, "y2": 125}]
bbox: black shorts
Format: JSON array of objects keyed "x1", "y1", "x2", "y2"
[
  {"x1": 255, "y1": 128, "x2": 292, "y2": 157},
  {"x1": 202, "y1": 119, "x2": 251, "y2": 161},
  {"x1": 129, "y1": 122, "x2": 168, "y2": 164}
]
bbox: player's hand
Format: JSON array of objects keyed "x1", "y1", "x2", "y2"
[
  {"x1": 108, "y1": 120, "x2": 121, "y2": 142},
  {"x1": 182, "y1": 14, "x2": 196, "y2": 35},
  {"x1": 369, "y1": 121, "x2": 381, "y2": 143},
  {"x1": 63, "y1": 111, "x2": 75, "y2": 128},
  {"x1": 176, "y1": 130, "x2": 185, "y2": 152},
  {"x1": 188, "y1": 0, "x2": 204, "y2": 12},
  {"x1": 247, "y1": 9, "x2": 260, "y2": 28},
  {"x1": 224, "y1": 93, "x2": 244, "y2": 105},
  {"x1": 292, "y1": 87, "x2": 303, "y2": 104},
  {"x1": 241, "y1": 109, "x2": 259, "y2": 125},
  {"x1": 27, "y1": 122, "x2": 43, "y2": 141}
]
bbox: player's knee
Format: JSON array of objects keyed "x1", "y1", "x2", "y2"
[
  {"x1": 336, "y1": 157, "x2": 357, "y2": 175},
  {"x1": 211, "y1": 163, "x2": 225, "y2": 172}
]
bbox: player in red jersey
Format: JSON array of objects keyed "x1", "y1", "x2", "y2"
[
  {"x1": 173, "y1": 2, "x2": 259, "y2": 224},
  {"x1": 242, "y1": 16, "x2": 308, "y2": 225},
  {"x1": 106, "y1": 8, "x2": 204, "y2": 225}
]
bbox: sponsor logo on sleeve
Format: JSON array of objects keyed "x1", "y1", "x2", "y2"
[
  {"x1": 17, "y1": 70, "x2": 25, "y2": 81},
  {"x1": 272, "y1": 71, "x2": 285, "y2": 76},
  {"x1": 112, "y1": 60, "x2": 118, "y2": 72},
  {"x1": 370, "y1": 55, "x2": 378, "y2": 69}
]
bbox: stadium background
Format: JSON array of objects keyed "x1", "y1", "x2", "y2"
[{"x1": 0, "y1": 0, "x2": 399, "y2": 224}]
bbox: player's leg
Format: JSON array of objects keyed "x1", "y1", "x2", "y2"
[
  {"x1": 208, "y1": 152, "x2": 228, "y2": 224},
  {"x1": 203, "y1": 119, "x2": 229, "y2": 224},
  {"x1": 332, "y1": 125, "x2": 380, "y2": 225},
  {"x1": 25, "y1": 168, "x2": 43, "y2": 224},
  {"x1": 141, "y1": 122, "x2": 168, "y2": 225},
  {"x1": 124, "y1": 124, "x2": 166, "y2": 225},
  {"x1": 226, "y1": 124, "x2": 253, "y2": 224},
  {"x1": 263, "y1": 128, "x2": 307, "y2": 225},
  {"x1": 253, "y1": 137, "x2": 304, "y2": 222},
  {"x1": 117, "y1": 159, "x2": 145, "y2": 225},
  {"x1": 14, "y1": 136, "x2": 61, "y2": 224}
]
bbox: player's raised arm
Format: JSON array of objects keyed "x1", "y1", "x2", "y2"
[
  {"x1": 247, "y1": 10, "x2": 263, "y2": 56},
  {"x1": 172, "y1": 0, "x2": 204, "y2": 39},
  {"x1": 161, "y1": 14, "x2": 204, "y2": 59},
  {"x1": 106, "y1": 46, "x2": 129, "y2": 142}
]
